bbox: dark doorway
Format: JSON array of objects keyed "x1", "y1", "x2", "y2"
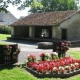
[
  {"x1": 61, "y1": 29, "x2": 67, "y2": 40},
  {"x1": 35, "y1": 26, "x2": 52, "y2": 38}
]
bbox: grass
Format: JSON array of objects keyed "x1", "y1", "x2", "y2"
[
  {"x1": 0, "y1": 66, "x2": 37, "y2": 80},
  {"x1": 0, "y1": 34, "x2": 11, "y2": 44},
  {"x1": 68, "y1": 50, "x2": 80, "y2": 60},
  {"x1": 0, "y1": 34, "x2": 11, "y2": 40}
]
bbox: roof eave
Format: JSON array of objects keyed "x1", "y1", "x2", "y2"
[{"x1": 10, "y1": 24, "x2": 59, "y2": 27}]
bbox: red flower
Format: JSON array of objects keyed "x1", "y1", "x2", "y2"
[
  {"x1": 27, "y1": 62, "x2": 37, "y2": 67},
  {"x1": 76, "y1": 60, "x2": 80, "y2": 63},
  {"x1": 71, "y1": 64, "x2": 75, "y2": 70},
  {"x1": 37, "y1": 64, "x2": 44, "y2": 73},
  {"x1": 32, "y1": 63, "x2": 38, "y2": 70},
  {"x1": 43, "y1": 62, "x2": 49, "y2": 71},
  {"x1": 27, "y1": 54, "x2": 36, "y2": 61},
  {"x1": 39, "y1": 52, "x2": 45, "y2": 57},
  {"x1": 27, "y1": 62, "x2": 33, "y2": 67}
]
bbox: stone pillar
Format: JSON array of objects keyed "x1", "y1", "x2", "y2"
[
  {"x1": 11, "y1": 27, "x2": 14, "y2": 37},
  {"x1": 45, "y1": 29, "x2": 49, "y2": 37},
  {"x1": 52, "y1": 26, "x2": 56, "y2": 38},
  {"x1": 29, "y1": 26, "x2": 35, "y2": 38}
]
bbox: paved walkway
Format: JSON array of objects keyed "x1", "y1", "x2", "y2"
[{"x1": 18, "y1": 43, "x2": 53, "y2": 63}]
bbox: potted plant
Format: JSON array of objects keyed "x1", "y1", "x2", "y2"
[
  {"x1": 61, "y1": 41, "x2": 71, "y2": 57},
  {"x1": 61, "y1": 41, "x2": 71, "y2": 52},
  {"x1": 12, "y1": 48, "x2": 20, "y2": 59},
  {"x1": 4, "y1": 45, "x2": 12, "y2": 55}
]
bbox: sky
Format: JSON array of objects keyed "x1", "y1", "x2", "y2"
[{"x1": 7, "y1": 4, "x2": 31, "y2": 19}]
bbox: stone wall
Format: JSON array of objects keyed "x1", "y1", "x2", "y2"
[{"x1": 55, "y1": 13, "x2": 80, "y2": 41}]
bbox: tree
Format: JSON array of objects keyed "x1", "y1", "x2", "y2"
[
  {"x1": 0, "y1": 0, "x2": 78, "y2": 13},
  {"x1": 0, "y1": 0, "x2": 42, "y2": 12},
  {"x1": 29, "y1": 0, "x2": 78, "y2": 13}
]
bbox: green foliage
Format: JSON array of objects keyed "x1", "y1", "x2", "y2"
[
  {"x1": 0, "y1": 26, "x2": 11, "y2": 34},
  {"x1": 0, "y1": 0, "x2": 78, "y2": 13},
  {"x1": 0, "y1": 0, "x2": 42, "y2": 12},
  {"x1": 29, "y1": 0, "x2": 78, "y2": 13}
]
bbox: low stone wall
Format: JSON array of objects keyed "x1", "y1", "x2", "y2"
[{"x1": 37, "y1": 42, "x2": 53, "y2": 49}]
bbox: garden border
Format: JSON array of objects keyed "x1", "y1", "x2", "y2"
[{"x1": 26, "y1": 67, "x2": 80, "y2": 78}]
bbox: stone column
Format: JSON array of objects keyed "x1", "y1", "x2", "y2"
[
  {"x1": 45, "y1": 29, "x2": 49, "y2": 37},
  {"x1": 52, "y1": 26, "x2": 56, "y2": 38},
  {"x1": 29, "y1": 26, "x2": 35, "y2": 38},
  {"x1": 11, "y1": 27, "x2": 14, "y2": 37}
]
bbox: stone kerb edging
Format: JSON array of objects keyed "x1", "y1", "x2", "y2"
[{"x1": 25, "y1": 67, "x2": 80, "y2": 78}]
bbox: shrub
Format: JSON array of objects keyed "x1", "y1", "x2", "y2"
[{"x1": 0, "y1": 26, "x2": 11, "y2": 34}]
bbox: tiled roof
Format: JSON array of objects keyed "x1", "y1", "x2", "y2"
[{"x1": 11, "y1": 10, "x2": 77, "y2": 26}]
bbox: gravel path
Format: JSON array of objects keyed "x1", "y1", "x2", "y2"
[{"x1": 18, "y1": 43, "x2": 53, "y2": 63}]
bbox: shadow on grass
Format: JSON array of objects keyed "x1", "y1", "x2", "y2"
[
  {"x1": 0, "y1": 63, "x2": 25, "y2": 71},
  {"x1": 0, "y1": 65, "x2": 15, "y2": 71}
]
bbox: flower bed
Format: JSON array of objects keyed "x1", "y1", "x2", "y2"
[{"x1": 26, "y1": 52, "x2": 80, "y2": 78}]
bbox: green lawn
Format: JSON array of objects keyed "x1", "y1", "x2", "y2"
[
  {"x1": 0, "y1": 34, "x2": 11, "y2": 40},
  {"x1": 0, "y1": 66, "x2": 37, "y2": 80},
  {"x1": 0, "y1": 34, "x2": 11, "y2": 44},
  {"x1": 68, "y1": 50, "x2": 80, "y2": 60}
]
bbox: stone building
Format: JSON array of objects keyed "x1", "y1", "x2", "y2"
[{"x1": 10, "y1": 10, "x2": 80, "y2": 41}]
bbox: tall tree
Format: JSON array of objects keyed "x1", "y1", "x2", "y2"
[
  {"x1": 0, "y1": 0, "x2": 42, "y2": 12},
  {"x1": 29, "y1": 0, "x2": 78, "y2": 13}
]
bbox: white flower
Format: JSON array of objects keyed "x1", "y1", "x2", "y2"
[
  {"x1": 71, "y1": 64, "x2": 74, "y2": 66},
  {"x1": 54, "y1": 52, "x2": 58, "y2": 56},
  {"x1": 45, "y1": 53, "x2": 50, "y2": 57},
  {"x1": 74, "y1": 63, "x2": 79, "y2": 66},
  {"x1": 65, "y1": 66, "x2": 70, "y2": 70},
  {"x1": 59, "y1": 66, "x2": 64, "y2": 70},
  {"x1": 53, "y1": 67, "x2": 58, "y2": 71}
]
